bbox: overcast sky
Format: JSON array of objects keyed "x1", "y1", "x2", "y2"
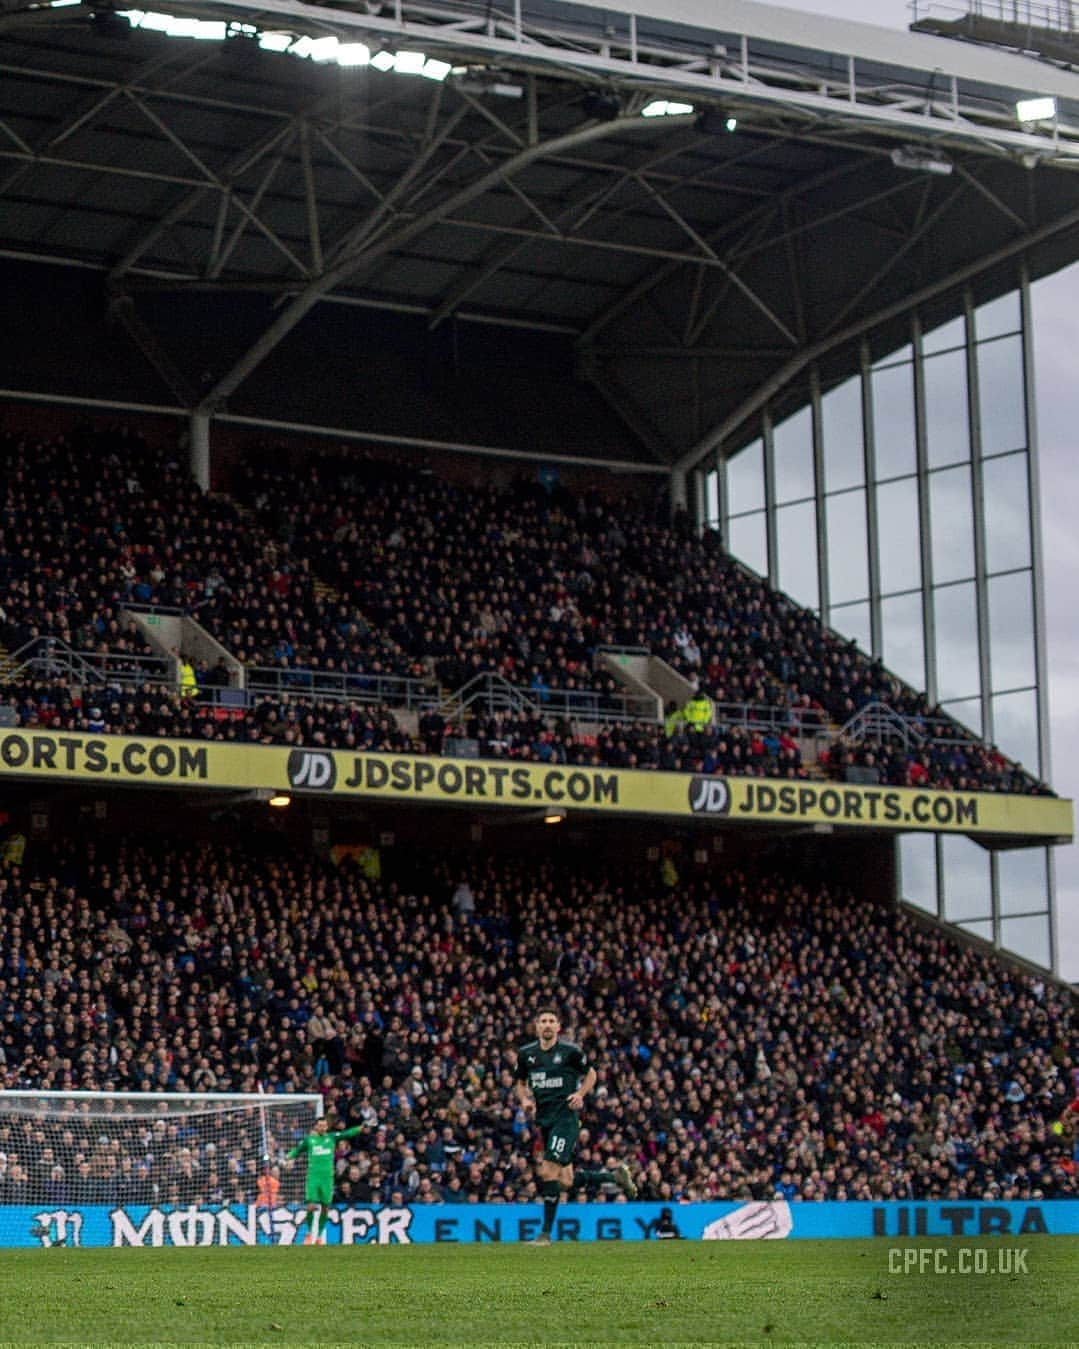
[{"x1": 787, "y1": 0, "x2": 1079, "y2": 980}]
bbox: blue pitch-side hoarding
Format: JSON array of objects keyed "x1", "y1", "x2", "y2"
[{"x1": 9, "y1": 1200, "x2": 1079, "y2": 1247}]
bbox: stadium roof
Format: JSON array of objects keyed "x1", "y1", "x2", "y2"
[{"x1": 5, "y1": 0, "x2": 1079, "y2": 468}]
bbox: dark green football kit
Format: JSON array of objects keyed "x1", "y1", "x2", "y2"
[
  {"x1": 515, "y1": 1038, "x2": 589, "y2": 1164},
  {"x1": 287, "y1": 1126, "x2": 361, "y2": 1205}
]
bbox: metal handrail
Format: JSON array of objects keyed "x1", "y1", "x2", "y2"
[
  {"x1": 437, "y1": 672, "x2": 660, "y2": 724},
  {"x1": 239, "y1": 666, "x2": 437, "y2": 711},
  {"x1": 0, "y1": 639, "x2": 1027, "y2": 770},
  {"x1": 836, "y1": 700, "x2": 1006, "y2": 751},
  {"x1": 706, "y1": 701, "x2": 830, "y2": 737},
  {"x1": 909, "y1": 0, "x2": 1077, "y2": 33},
  {"x1": 837, "y1": 702, "x2": 925, "y2": 754},
  {"x1": 119, "y1": 601, "x2": 188, "y2": 617},
  {"x1": 0, "y1": 636, "x2": 174, "y2": 691},
  {"x1": 594, "y1": 643, "x2": 652, "y2": 659},
  {"x1": 439, "y1": 673, "x2": 539, "y2": 720}
]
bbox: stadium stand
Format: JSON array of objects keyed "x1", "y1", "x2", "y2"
[
  {"x1": 0, "y1": 830, "x2": 1073, "y2": 1208},
  {"x1": 0, "y1": 423, "x2": 1050, "y2": 794}
]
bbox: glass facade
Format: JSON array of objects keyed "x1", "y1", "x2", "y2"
[{"x1": 700, "y1": 276, "x2": 1057, "y2": 974}]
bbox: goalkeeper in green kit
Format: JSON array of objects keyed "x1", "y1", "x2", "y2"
[{"x1": 286, "y1": 1114, "x2": 362, "y2": 1245}]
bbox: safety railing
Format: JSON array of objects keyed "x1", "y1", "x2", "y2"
[
  {"x1": 240, "y1": 664, "x2": 438, "y2": 711},
  {"x1": 0, "y1": 637, "x2": 174, "y2": 692},
  {"x1": 909, "y1": 0, "x2": 1077, "y2": 32},
  {"x1": 439, "y1": 671, "x2": 659, "y2": 724}
]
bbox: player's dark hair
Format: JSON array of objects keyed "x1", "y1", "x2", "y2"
[{"x1": 535, "y1": 1004, "x2": 561, "y2": 1022}]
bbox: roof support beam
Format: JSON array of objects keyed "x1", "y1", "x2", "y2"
[
  {"x1": 196, "y1": 112, "x2": 696, "y2": 414},
  {"x1": 578, "y1": 155, "x2": 870, "y2": 346},
  {"x1": 120, "y1": 87, "x2": 308, "y2": 275},
  {"x1": 820, "y1": 181, "x2": 966, "y2": 338},
  {"x1": 674, "y1": 199, "x2": 1079, "y2": 475},
  {"x1": 426, "y1": 129, "x2": 700, "y2": 330},
  {"x1": 628, "y1": 168, "x2": 798, "y2": 346},
  {"x1": 298, "y1": 118, "x2": 323, "y2": 276}
]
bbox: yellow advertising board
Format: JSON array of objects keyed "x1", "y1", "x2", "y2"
[{"x1": 0, "y1": 730, "x2": 1071, "y2": 842}]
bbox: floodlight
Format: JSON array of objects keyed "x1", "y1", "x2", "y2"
[
  {"x1": 421, "y1": 59, "x2": 452, "y2": 81},
  {"x1": 336, "y1": 43, "x2": 371, "y2": 66},
  {"x1": 642, "y1": 100, "x2": 695, "y2": 118},
  {"x1": 131, "y1": 10, "x2": 170, "y2": 31},
  {"x1": 371, "y1": 49, "x2": 395, "y2": 70},
  {"x1": 393, "y1": 50, "x2": 426, "y2": 75},
  {"x1": 453, "y1": 69, "x2": 523, "y2": 97},
  {"x1": 1016, "y1": 97, "x2": 1056, "y2": 123},
  {"x1": 306, "y1": 36, "x2": 340, "y2": 62},
  {"x1": 890, "y1": 145, "x2": 953, "y2": 176},
  {"x1": 177, "y1": 18, "x2": 225, "y2": 39}
]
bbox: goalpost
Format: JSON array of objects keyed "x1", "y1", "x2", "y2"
[{"x1": 0, "y1": 1090, "x2": 324, "y2": 1247}]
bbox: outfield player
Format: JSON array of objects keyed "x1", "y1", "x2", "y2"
[
  {"x1": 514, "y1": 1006, "x2": 636, "y2": 1245},
  {"x1": 286, "y1": 1114, "x2": 362, "y2": 1244}
]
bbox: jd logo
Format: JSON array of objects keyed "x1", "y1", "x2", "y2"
[
  {"x1": 287, "y1": 750, "x2": 337, "y2": 790},
  {"x1": 689, "y1": 777, "x2": 730, "y2": 815}
]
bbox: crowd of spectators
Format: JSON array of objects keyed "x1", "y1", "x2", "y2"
[
  {"x1": 0, "y1": 831, "x2": 1073, "y2": 1210},
  {"x1": 3, "y1": 675, "x2": 809, "y2": 778},
  {"x1": 0, "y1": 428, "x2": 410, "y2": 683},
  {"x1": 0, "y1": 425, "x2": 1049, "y2": 794},
  {"x1": 236, "y1": 449, "x2": 1051, "y2": 794},
  {"x1": 821, "y1": 734, "x2": 1042, "y2": 797}
]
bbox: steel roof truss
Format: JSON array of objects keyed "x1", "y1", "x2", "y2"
[
  {"x1": 120, "y1": 86, "x2": 308, "y2": 275},
  {"x1": 628, "y1": 166, "x2": 798, "y2": 346},
  {"x1": 207, "y1": 143, "x2": 294, "y2": 280},
  {"x1": 108, "y1": 117, "x2": 299, "y2": 284},
  {"x1": 822, "y1": 181, "x2": 965, "y2": 338},
  {"x1": 425, "y1": 133, "x2": 694, "y2": 330}
]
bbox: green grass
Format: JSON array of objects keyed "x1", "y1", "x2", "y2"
[{"x1": 0, "y1": 1237, "x2": 1075, "y2": 1345}]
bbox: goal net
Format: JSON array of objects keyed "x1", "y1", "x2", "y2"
[{"x1": 0, "y1": 1090, "x2": 323, "y2": 1247}]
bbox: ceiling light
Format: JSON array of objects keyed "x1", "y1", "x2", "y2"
[
  {"x1": 1016, "y1": 96, "x2": 1056, "y2": 123},
  {"x1": 543, "y1": 807, "x2": 567, "y2": 825},
  {"x1": 120, "y1": 11, "x2": 225, "y2": 39},
  {"x1": 642, "y1": 100, "x2": 695, "y2": 118},
  {"x1": 268, "y1": 793, "x2": 291, "y2": 809},
  {"x1": 337, "y1": 42, "x2": 371, "y2": 66},
  {"x1": 305, "y1": 36, "x2": 340, "y2": 62},
  {"x1": 393, "y1": 50, "x2": 426, "y2": 75},
  {"x1": 454, "y1": 69, "x2": 523, "y2": 97},
  {"x1": 890, "y1": 145, "x2": 953, "y2": 176}
]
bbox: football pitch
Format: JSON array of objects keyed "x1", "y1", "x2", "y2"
[{"x1": 0, "y1": 1237, "x2": 1075, "y2": 1345}]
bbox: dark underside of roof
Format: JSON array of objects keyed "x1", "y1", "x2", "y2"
[{"x1": 4, "y1": 11, "x2": 1079, "y2": 467}]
